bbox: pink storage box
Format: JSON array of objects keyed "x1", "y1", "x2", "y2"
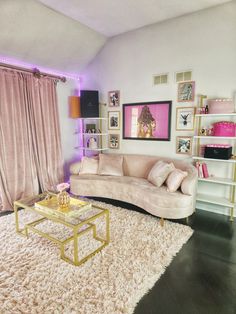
[
  {"x1": 206, "y1": 144, "x2": 232, "y2": 148},
  {"x1": 207, "y1": 99, "x2": 234, "y2": 114},
  {"x1": 213, "y1": 121, "x2": 236, "y2": 137}
]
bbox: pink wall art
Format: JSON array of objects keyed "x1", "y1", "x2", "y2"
[{"x1": 123, "y1": 101, "x2": 172, "y2": 141}]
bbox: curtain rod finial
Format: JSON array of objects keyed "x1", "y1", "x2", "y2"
[{"x1": 33, "y1": 68, "x2": 41, "y2": 78}]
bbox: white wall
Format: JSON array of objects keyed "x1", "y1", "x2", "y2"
[
  {"x1": 81, "y1": 1, "x2": 236, "y2": 156},
  {"x1": 80, "y1": 1, "x2": 236, "y2": 216},
  {"x1": 57, "y1": 79, "x2": 82, "y2": 180}
]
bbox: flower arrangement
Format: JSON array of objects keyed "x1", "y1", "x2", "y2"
[{"x1": 56, "y1": 182, "x2": 70, "y2": 193}]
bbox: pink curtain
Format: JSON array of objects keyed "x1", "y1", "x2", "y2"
[{"x1": 0, "y1": 69, "x2": 64, "y2": 212}]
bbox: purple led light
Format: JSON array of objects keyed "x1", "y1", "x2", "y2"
[{"x1": 0, "y1": 55, "x2": 80, "y2": 81}]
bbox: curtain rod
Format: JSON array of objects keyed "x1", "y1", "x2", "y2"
[{"x1": 0, "y1": 62, "x2": 66, "y2": 82}]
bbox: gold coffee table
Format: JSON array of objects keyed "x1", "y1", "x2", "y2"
[{"x1": 14, "y1": 193, "x2": 110, "y2": 266}]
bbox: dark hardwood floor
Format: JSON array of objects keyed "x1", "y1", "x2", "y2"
[
  {"x1": 91, "y1": 198, "x2": 236, "y2": 314},
  {"x1": 134, "y1": 210, "x2": 236, "y2": 314},
  {"x1": 1, "y1": 200, "x2": 236, "y2": 314}
]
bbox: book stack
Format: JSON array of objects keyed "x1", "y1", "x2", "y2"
[
  {"x1": 195, "y1": 162, "x2": 209, "y2": 178},
  {"x1": 35, "y1": 196, "x2": 92, "y2": 219}
]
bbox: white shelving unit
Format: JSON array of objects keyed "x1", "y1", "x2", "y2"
[
  {"x1": 194, "y1": 136, "x2": 236, "y2": 139},
  {"x1": 194, "y1": 112, "x2": 236, "y2": 221},
  {"x1": 192, "y1": 156, "x2": 236, "y2": 163},
  {"x1": 74, "y1": 117, "x2": 108, "y2": 156}
]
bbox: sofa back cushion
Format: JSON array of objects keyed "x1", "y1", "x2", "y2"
[
  {"x1": 80, "y1": 156, "x2": 98, "y2": 175},
  {"x1": 98, "y1": 154, "x2": 124, "y2": 176},
  {"x1": 123, "y1": 154, "x2": 194, "y2": 179},
  {"x1": 123, "y1": 155, "x2": 160, "y2": 178}
]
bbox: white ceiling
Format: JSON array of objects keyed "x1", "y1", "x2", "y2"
[
  {"x1": 0, "y1": 0, "x2": 106, "y2": 75},
  {"x1": 37, "y1": 0, "x2": 231, "y2": 37},
  {"x1": 0, "y1": 0, "x2": 232, "y2": 76}
]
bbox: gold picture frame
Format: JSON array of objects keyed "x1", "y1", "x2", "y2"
[
  {"x1": 177, "y1": 81, "x2": 195, "y2": 102},
  {"x1": 108, "y1": 111, "x2": 120, "y2": 130},
  {"x1": 176, "y1": 107, "x2": 195, "y2": 131},
  {"x1": 108, "y1": 90, "x2": 120, "y2": 107},
  {"x1": 108, "y1": 134, "x2": 120, "y2": 149},
  {"x1": 176, "y1": 136, "x2": 193, "y2": 155}
]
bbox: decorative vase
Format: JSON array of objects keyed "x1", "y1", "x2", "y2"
[{"x1": 57, "y1": 191, "x2": 70, "y2": 209}]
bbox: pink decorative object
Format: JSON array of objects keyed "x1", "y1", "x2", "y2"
[
  {"x1": 57, "y1": 182, "x2": 70, "y2": 192},
  {"x1": 206, "y1": 144, "x2": 231, "y2": 148},
  {"x1": 207, "y1": 99, "x2": 234, "y2": 114},
  {"x1": 202, "y1": 163, "x2": 209, "y2": 178},
  {"x1": 213, "y1": 121, "x2": 236, "y2": 137}
]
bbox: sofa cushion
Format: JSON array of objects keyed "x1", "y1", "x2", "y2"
[
  {"x1": 181, "y1": 168, "x2": 197, "y2": 196},
  {"x1": 70, "y1": 161, "x2": 82, "y2": 175},
  {"x1": 98, "y1": 154, "x2": 124, "y2": 176},
  {"x1": 70, "y1": 174, "x2": 194, "y2": 219},
  {"x1": 166, "y1": 169, "x2": 188, "y2": 193},
  {"x1": 80, "y1": 157, "x2": 98, "y2": 175},
  {"x1": 148, "y1": 160, "x2": 175, "y2": 187},
  {"x1": 123, "y1": 154, "x2": 159, "y2": 178}
]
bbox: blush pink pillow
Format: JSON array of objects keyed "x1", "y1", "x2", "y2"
[
  {"x1": 166, "y1": 169, "x2": 188, "y2": 192},
  {"x1": 79, "y1": 157, "x2": 98, "y2": 175},
  {"x1": 98, "y1": 154, "x2": 124, "y2": 176},
  {"x1": 148, "y1": 160, "x2": 175, "y2": 187}
]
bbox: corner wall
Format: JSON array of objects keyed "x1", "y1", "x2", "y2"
[
  {"x1": 80, "y1": 1, "x2": 236, "y2": 216},
  {"x1": 81, "y1": 1, "x2": 236, "y2": 158},
  {"x1": 57, "y1": 79, "x2": 82, "y2": 180}
]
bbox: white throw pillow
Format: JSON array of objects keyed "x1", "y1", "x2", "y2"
[
  {"x1": 166, "y1": 169, "x2": 188, "y2": 193},
  {"x1": 70, "y1": 161, "x2": 82, "y2": 175},
  {"x1": 79, "y1": 157, "x2": 99, "y2": 175},
  {"x1": 148, "y1": 160, "x2": 175, "y2": 187},
  {"x1": 98, "y1": 154, "x2": 124, "y2": 176}
]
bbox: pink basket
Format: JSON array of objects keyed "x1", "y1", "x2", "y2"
[
  {"x1": 213, "y1": 121, "x2": 236, "y2": 137},
  {"x1": 207, "y1": 99, "x2": 234, "y2": 114}
]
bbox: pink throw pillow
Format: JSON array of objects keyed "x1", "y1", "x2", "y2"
[
  {"x1": 148, "y1": 160, "x2": 175, "y2": 187},
  {"x1": 98, "y1": 154, "x2": 124, "y2": 176},
  {"x1": 166, "y1": 169, "x2": 188, "y2": 192},
  {"x1": 80, "y1": 157, "x2": 99, "y2": 175}
]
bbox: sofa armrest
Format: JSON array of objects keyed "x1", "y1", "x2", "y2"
[
  {"x1": 70, "y1": 161, "x2": 81, "y2": 175},
  {"x1": 181, "y1": 166, "x2": 198, "y2": 196}
]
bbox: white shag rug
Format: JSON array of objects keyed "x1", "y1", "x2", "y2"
[{"x1": 0, "y1": 200, "x2": 193, "y2": 314}]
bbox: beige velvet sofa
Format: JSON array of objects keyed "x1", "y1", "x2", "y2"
[{"x1": 70, "y1": 154, "x2": 198, "y2": 220}]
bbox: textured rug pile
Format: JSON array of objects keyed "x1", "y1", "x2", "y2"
[{"x1": 0, "y1": 200, "x2": 193, "y2": 314}]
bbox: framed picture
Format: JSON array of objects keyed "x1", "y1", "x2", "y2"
[
  {"x1": 85, "y1": 123, "x2": 96, "y2": 133},
  {"x1": 108, "y1": 111, "x2": 120, "y2": 130},
  {"x1": 123, "y1": 101, "x2": 172, "y2": 141},
  {"x1": 176, "y1": 136, "x2": 192, "y2": 155},
  {"x1": 108, "y1": 90, "x2": 120, "y2": 107},
  {"x1": 177, "y1": 81, "x2": 195, "y2": 102},
  {"x1": 176, "y1": 107, "x2": 195, "y2": 131},
  {"x1": 109, "y1": 134, "x2": 120, "y2": 149}
]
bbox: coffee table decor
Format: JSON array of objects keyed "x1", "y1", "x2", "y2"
[
  {"x1": 14, "y1": 193, "x2": 110, "y2": 266},
  {"x1": 35, "y1": 195, "x2": 92, "y2": 218}
]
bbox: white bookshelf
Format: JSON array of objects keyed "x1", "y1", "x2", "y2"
[
  {"x1": 192, "y1": 156, "x2": 236, "y2": 163},
  {"x1": 194, "y1": 136, "x2": 236, "y2": 139},
  {"x1": 194, "y1": 110, "x2": 236, "y2": 221},
  {"x1": 198, "y1": 177, "x2": 236, "y2": 186},
  {"x1": 74, "y1": 117, "x2": 108, "y2": 155},
  {"x1": 197, "y1": 193, "x2": 234, "y2": 208},
  {"x1": 195, "y1": 113, "x2": 236, "y2": 117}
]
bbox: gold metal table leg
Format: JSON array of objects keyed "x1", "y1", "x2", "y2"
[
  {"x1": 160, "y1": 217, "x2": 164, "y2": 227},
  {"x1": 73, "y1": 227, "x2": 79, "y2": 266}
]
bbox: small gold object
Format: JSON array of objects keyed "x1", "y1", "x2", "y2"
[{"x1": 57, "y1": 191, "x2": 70, "y2": 209}]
